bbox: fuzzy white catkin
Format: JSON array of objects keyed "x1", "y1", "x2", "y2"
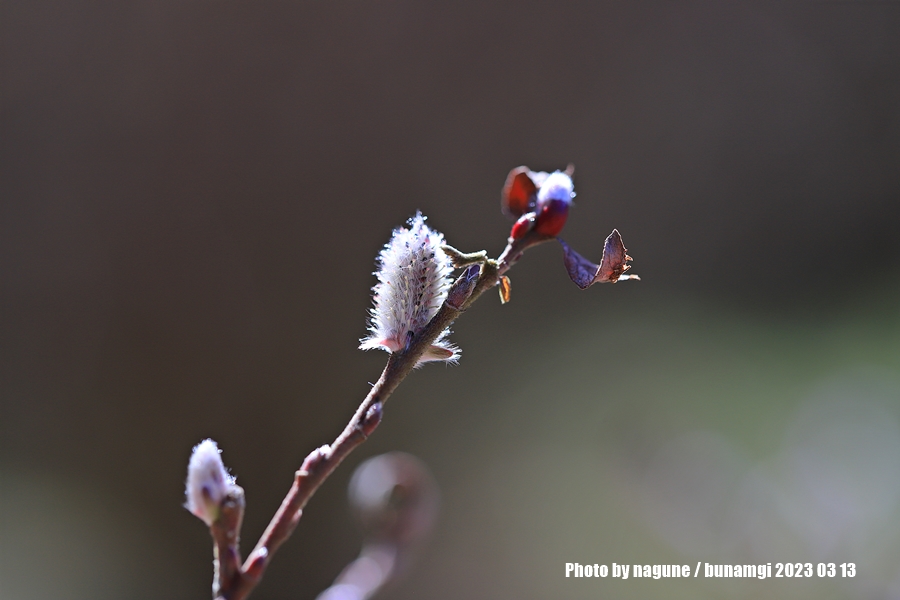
[
  {"x1": 185, "y1": 439, "x2": 235, "y2": 526},
  {"x1": 359, "y1": 212, "x2": 458, "y2": 364},
  {"x1": 536, "y1": 171, "x2": 574, "y2": 209}
]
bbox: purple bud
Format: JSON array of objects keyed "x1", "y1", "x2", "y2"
[
  {"x1": 361, "y1": 402, "x2": 383, "y2": 436},
  {"x1": 445, "y1": 264, "x2": 480, "y2": 310}
]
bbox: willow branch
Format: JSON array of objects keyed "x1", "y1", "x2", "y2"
[
  {"x1": 214, "y1": 251, "x2": 505, "y2": 600},
  {"x1": 210, "y1": 488, "x2": 245, "y2": 598},
  {"x1": 193, "y1": 163, "x2": 635, "y2": 600}
]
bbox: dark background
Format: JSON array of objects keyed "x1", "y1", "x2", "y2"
[{"x1": 3, "y1": 1, "x2": 900, "y2": 599}]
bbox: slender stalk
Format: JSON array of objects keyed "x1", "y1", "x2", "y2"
[
  {"x1": 196, "y1": 167, "x2": 620, "y2": 599},
  {"x1": 213, "y1": 249, "x2": 502, "y2": 600},
  {"x1": 210, "y1": 488, "x2": 245, "y2": 597}
]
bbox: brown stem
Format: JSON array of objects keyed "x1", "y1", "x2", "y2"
[
  {"x1": 458, "y1": 233, "x2": 552, "y2": 311},
  {"x1": 216, "y1": 284, "x2": 475, "y2": 599},
  {"x1": 213, "y1": 234, "x2": 545, "y2": 600},
  {"x1": 210, "y1": 487, "x2": 246, "y2": 598}
]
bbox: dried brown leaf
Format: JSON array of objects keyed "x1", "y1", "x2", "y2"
[{"x1": 560, "y1": 229, "x2": 639, "y2": 289}]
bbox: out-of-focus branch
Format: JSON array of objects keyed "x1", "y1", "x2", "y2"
[
  {"x1": 315, "y1": 452, "x2": 440, "y2": 600},
  {"x1": 314, "y1": 544, "x2": 398, "y2": 600}
]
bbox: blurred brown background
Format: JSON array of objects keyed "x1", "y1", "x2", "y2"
[{"x1": 2, "y1": 1, "x2": 900, "y2": 599}]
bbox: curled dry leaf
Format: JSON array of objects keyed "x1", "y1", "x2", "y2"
[{"x1": 559, "y1": 229, "x2": 640, "y2": 290}]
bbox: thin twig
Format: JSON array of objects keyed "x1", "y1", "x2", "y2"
[
  {"x1": 210, "y1": 488, "x2": 245, "y2": 597},
  {"x1": 214, "y1": 244, "x2": 512, "y2": 600}
]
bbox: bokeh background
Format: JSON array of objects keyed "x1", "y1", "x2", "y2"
[{"x1": 3, "y1": 1, "x2": 900, "y2": 598}]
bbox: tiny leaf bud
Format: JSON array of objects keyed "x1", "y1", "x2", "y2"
[{"x1": 445, "y1": 264, "x2": 481, "y2": 310}]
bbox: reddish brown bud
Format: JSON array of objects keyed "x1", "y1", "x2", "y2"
[
  {"x1": 502, "y1": 168, "x2": 574, "y2": 237},
  {"x1": 501, "y1": 166, "x2": 538, "y2": 219},
  {"x1": 533, "y1": 200, "x2": 569, "y2": 237},
  {"x1": 510, "y1": 213, "x2": 536, "y2": 240}
]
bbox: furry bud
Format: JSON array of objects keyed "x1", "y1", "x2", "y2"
[
  {"x1": 359, "y1": 212, "x2": 459, "y2": 364},
  {"x1": 185, "y1": 439, "x2": 236, "y2": 526}
]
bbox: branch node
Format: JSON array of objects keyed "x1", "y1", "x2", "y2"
[
  {"x1": 359, "y1": 402, "x2": 383, "y2": 437},
  {"x1": 440, "y1": 244, "x2": 488, "y2": 268},
  {"x1": 245, "y1": 547, "x2": 268, "y2": 581},
  {"x1": 300, "y1": 446, "x2": 329, "y2": 474}
]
